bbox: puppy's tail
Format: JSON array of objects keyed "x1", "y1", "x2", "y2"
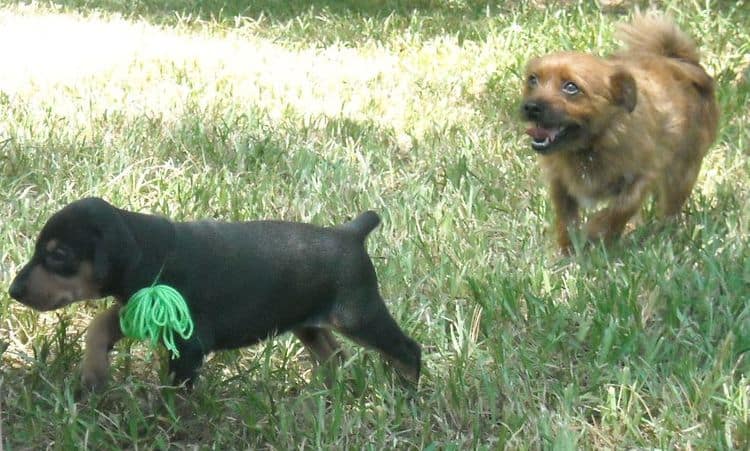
[
  {"x1": 616, "y1": 13, "x2": 701, "y2": 65},
  {"x1": 340, "y1": 211, "x2": 381, "y2": 240}
]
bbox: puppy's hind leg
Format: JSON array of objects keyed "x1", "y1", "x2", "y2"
[
  {"x1": 294, "y1": 327, "x2": 347, "y2": 387},
  {"x1": 332, "y1": 291, "x2": 421, "y2": 385}
]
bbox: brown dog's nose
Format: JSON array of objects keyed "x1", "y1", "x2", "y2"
[{"x1": 523, "y1": 101, "x2": 543, "y2": 120}]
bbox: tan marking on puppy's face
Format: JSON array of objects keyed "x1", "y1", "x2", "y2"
[
  {"x1": 23, "y1": 261, "x2": 101, "y2": 311},
  {"x1": 521, "y1": 52, "x2": 636, "y2": 154},
  {"x1": 45, "y1": 239, "x2": 59, "y2": 252},
  {"x1": 10, "y1": 238, "x2": 102, "y2": 311}
]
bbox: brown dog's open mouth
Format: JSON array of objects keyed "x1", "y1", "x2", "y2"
[{"x1": 526, "y1": 124, "x2": 579, "y2": 153}]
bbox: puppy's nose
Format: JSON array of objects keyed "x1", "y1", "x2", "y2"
[
  {"x1": 8, "y1": 278, "x2": 26, "y2": 300},
  {"x1": 523, "y1": 101, "x2": 543, "y2": 120}
]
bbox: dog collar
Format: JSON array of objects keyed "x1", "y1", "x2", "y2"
[{"x1": 119, "y1": 284, "x2": 194, "y2": 359}]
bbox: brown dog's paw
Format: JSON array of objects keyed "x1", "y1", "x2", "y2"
[
  {"x1": 555, "y1": 221, "x2": 585, "y2": 255},
  {"x1": 585, "y1": 213, "x2": 621, "y2": 243},
  {"x1": 556, "y1": 233, "x2": 575, "y2": 255}
]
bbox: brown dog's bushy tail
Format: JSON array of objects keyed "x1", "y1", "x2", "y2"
[
  {"x1": 616, "y1": 13, "x2": 701, "y2": 65},
  {"x1": 340, "y1": 211, "x2": 381, "y2": 240}
]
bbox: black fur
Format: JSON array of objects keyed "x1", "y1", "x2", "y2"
[{"x1": 10, "y1": 197, "x2": 421, "y2": 387}]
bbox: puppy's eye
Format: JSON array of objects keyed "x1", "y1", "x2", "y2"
[
  {"x1": 45, "y1": 248, "x2": 69, "y2": 265},
  {"x1": 527, "y1": 74, "x2": 538, "y2": 88},
  {"x1": 562, "y1": 81, "x2": 580, "y2": 95}
]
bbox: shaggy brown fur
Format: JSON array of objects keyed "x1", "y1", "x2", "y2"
[{"x1": 520, "y1": 13, "x2": 719, "y2": 252}]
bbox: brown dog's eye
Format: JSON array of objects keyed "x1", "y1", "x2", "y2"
[
  {"x1": 562, "y1": 81, "x2": 580, "y2": 95},
  {"x1": 527, "y1": 74, "x2": 538, "y2": 88}
]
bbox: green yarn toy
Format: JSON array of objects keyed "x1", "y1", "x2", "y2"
[{"x1": 119, "y1": 284, "x2": 194, "y2": 359}]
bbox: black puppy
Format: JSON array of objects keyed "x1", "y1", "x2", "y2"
[{"x1": 8, "y1": 197, "x2": 421, "y2": 391}]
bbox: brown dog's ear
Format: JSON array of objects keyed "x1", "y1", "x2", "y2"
[{"x1": 610, "y1": 69, "x2": 637, "y2": 112}]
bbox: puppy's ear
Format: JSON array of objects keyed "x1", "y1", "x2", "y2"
[
  {"x1": 93, "y1": 210, "x2": 140, "y2": 284},
  {"x1": 610, "y1": 69, "x2": 637, "y2": 112}
]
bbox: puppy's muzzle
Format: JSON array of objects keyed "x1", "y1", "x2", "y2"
[{"x1": 8, "y1": 269, "x2": 28, "y2": 301}]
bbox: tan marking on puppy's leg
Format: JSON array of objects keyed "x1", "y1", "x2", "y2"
[
  {"x1": 81, "y1": 304, "x2": 123, "y2": 391},
  {"x1": 294, "y1": 327, "x2": 345, "y2": 387},
  {"x1": 323, "y1": 329, "x2": 348, "y2": 364}
]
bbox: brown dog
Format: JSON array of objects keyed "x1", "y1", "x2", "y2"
[{"x1": 521, "y1": 13, "x2": 719, "y2": 252}]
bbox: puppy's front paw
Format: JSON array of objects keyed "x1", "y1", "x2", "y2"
[{"x1": 81, "y1": 360, "x2": 109, "y2": 393}]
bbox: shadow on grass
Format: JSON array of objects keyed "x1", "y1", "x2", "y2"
[
  {"x1": 15, "y1": 0, "x2": 612, "y2": 44},
  {"x1": 24, "y1": 0, "x2": 749, "y2": 26},
  {"x1": 14, "y1": 0, "x2": 746, "y2": 50},
  {"x1": 24, "y1": 0, "x2": 523, "y2": 22}
]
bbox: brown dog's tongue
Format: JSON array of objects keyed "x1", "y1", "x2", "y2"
[{"x1": 526, "y1": 127, "x2": 554, "y2": 141}]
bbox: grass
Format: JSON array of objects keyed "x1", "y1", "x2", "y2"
[{"x1": 0, "y1": 0, "x2": 749, "y2": 448}]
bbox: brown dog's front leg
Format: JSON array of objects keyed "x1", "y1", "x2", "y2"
[
  {"x1": 586, "y1": 175, "x2": 652, "y2": 243},
  {"x1": 81, "y1": 304, "x2": 123, "y2": 391},
  {"x1": 551, "y1": 179, "x2": 579, "y2": 253}
]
